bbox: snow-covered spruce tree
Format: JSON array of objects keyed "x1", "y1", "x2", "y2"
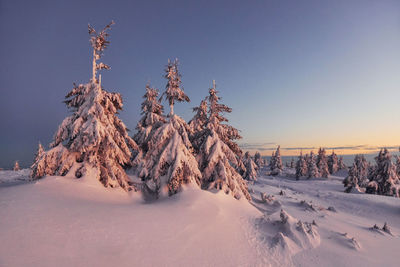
[
  {"x1": 13, "y1": 161, "x2": 20, "y2": 171},
  {"x1": 270, "y1": 146, "x2": 283, "y2": 175},
  {"x1": 134, "y1": 84, "x2": 166, "y2": 153},
  {"x1": 367, "y1": 149, "x2": 399, "y2": 197},
  {"x1": 188, "y1": 98, "x2": 208, "y2": 153},
  {"x1": 338, "y1": 156, "x2": 347, "y2": 170},
  {"x1": 295, "y1": 151, "x2": 307, "y2": 180},
  {"x1": 254, "y1": 151, "x2": 264, "y2": 169},
  {"x1": 30, "y1": 22, "x2": 139, "y2": 191},
  {"x1": 343, "y1": 163, "x2": 361, "y2": 193},
  {"x1": 327, "y1": 150, "x2": 339, "y2": 174},
  {"x1": 196, "y1": 81, "x2": 251, "y2": 200},
  {"x1": 30, "y1": 142, "x2": 45, "y2": 179},
  {"x1": 138, "y1": 59, "x2": 201, "y2": 197},
  {"x1": 395, "y1": 155, "x2": 400, "y2": 178},
  {"x1": 307, "y1": 152, "x2": 320, "y2": 178},
  {"x1": 290, "y1": 157, "x2": 295, "y2": 169},
  {"x1": 243, "y1": 152, "x2": 258, "y2": 181},
  {"x1": 316, "y1": 148, "x2": 329, "y2": 178},
  {"x1": 354, "y1": 154, "x2": 369, "y2": 187}
]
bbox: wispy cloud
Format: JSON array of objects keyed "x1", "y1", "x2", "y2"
[{"x1": 238, "y1": 143, "x2": 400, "y2": 154}]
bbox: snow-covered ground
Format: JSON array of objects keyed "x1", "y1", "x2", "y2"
[{"x1": 0, "y1": 168, "x2": 399, "y2": 267}]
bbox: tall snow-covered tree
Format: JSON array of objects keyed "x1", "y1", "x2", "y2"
[
  {"x1": 13, "y1": 161, "x2": 20, "y2": 171},
  {"x1": 327, "y1": 150, "x2": 339, "y2": 174},
  {"x1": 30, "y1": 22, "x2": 139, "y2": 191},
  {"x1": 316, "y1": 148, "x2": 329, "y2": 178},
  {"x1": 134, "y1": 84, "x2": 166, "y2": 152},
  {"x1": 243, "y1": 152, "x2": 258, "y2": 181},
  {"x1": 295, "y1": 151, "x2": 307, "y2": 180},
  {"x1": 307, "y1": 152, "x2": 320, "y2": 178},
  {"x1": 343, "y1": 163, "x2": 361, "y2": 193},
  {"x1": 270, "y1": 146, "x2": 283, "y2": 175},
  {"x1": 138, "y1": 59, "x2": 201, "y2": 198},
  {"x1": 290, "y1": 157, "x2": 295, "y2": 168},
  {"x1": 30, "y1": 142, "x2": 45, "y2": 179},
  {"x1": 367, "y1": 149, "x2": 399, "y2": 197},
  {"x1": 196, "y1": 81, "x2": 250, "y2": 200}
]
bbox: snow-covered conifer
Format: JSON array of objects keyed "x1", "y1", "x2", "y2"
[
  {"x1": 30, "y1": 142, "x2": 45, "y2": 179},
  {"x1": 270, "y1": 146, "x2": 283, "y2": 175},
  {"x1": 243, "y1": 152, "x2": 258, "y2": 181},
  {"x1": 30, "y1": 22, "x2": 138, "y2": 191},
  {"x1": 290, "y1": 158, "x2": 295, "y2": 169},
  {"x1": 138, "y1": 60, "x2": 201, "y2": 198},
  {"x1": 13, "y1": 161, "x2": 20, "y2": 171},
  {"x1": 343, "y1": 163, "x2": 360, "y2": 193},
  {"x1": 354, "y1": 154, "x2": 369, "y2": 187},
  {"x1": 295, "y1": 151, "x2": 307, "y2": 180},
  {"x1": 254, "y1": 151, "x2": 264, "y2": 169},
  {"x1": 188, "y1": 98, "x2": 208, "y2": 153},
  {"x1": 316, "y1": 148, "x2": 329, "y2": 178},
  {"x1": 327, "y1": 150, "x2": 339, "y2": 174},
  {"x1": 307, "y1": 152, "x2": 320, "y2": 178},
  {"x1": 195, "y1": 81, "x2": 250, "y2": 200},
  {"x1": 338, "y1": 156, "x2": 347, "y2": 170},
  {"x1": 134, "y1": 84, "x2": 166, "y2": 152},
  {"x1": 368, "y1": 149, "x2": 399, "y2": 197}
]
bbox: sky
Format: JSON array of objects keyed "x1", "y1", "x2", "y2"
[{"x1": 1, "y1": 0, "x2": 400, "y2": 168}]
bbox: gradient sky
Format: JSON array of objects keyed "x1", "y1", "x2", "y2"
[{"x1": 1, "y1": 0, "x2": 400, "y2": 168}]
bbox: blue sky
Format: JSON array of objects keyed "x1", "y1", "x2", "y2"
[{"x1": 1, "y1": 0, "x2": 400, "y2": 168}]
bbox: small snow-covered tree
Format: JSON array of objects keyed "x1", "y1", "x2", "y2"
[
  {"x1": 338, "y1": 156, "x2": 347, "y2": 170},
  {"x1": 354, "y1": 154, "x2": 369, "y2": 187},
  {"x1": 307, "y1": 152, "x2": 320, "y2": 178},
  {"x1": 138, "y1": 59, "x2": 201, "y2": 198},
  {"x1": 254, "y1": 151, "x2": 264, "y2": 169},
  {"x1": 196, "y1": 81, "x2": 250, "y2": 200},
  {"x1": 316, "y1": 148, "x2": 329, "y2": 178},
  {"x1": 243, "y1": 152, "x2": 258, "y2": 181},
  {"x1": 295, "y1": 151, "x2": 307, "y2": 179},
  {"x1": 290, "y1": 158, "x2": 295, "y2": 169},
  {"x1": 270, "y1": 146, "x2": 283, "y2": 175},
  {"x1": 13, "y1": 161, "x2": 20, "y2": 171},
  {"x1": 343, "y1": 163, "x2": 360, "y2": 193},
  {"x1": 30, "y1": 22, "x2": 139, "y2": 191},
  {"x1": 368, "y1": 149, "x2": 399, "y2": 197},
  {"x1": 134, "y1": 84, "x2": 166, "y2": 152},
  {"x1": 394, "y1": 155, "x2": 400, "y2": 178},
  {"x1": 30, "y1": 142, "x2": 45, "y2": 179},
  {"x1": 327, "y1": 150, "x2": 339, "y2": 174}
]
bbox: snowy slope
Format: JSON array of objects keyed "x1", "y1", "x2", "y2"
[{"x1": 0, "y1": 169, "x2": 399, "y2": 267}]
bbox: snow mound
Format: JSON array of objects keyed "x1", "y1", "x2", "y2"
[{"x1": 0, "y1": 169, "x2": 30, "y2": 184}]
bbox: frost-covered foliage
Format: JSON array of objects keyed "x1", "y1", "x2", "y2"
[
  {"x1": 327, "y1": 150, "x2": 339, "y2": 174},
  {"x1": 254, "y1": 151, "x2": 264, "y2": 169},
  {"x1": 307, "y1": 152, "x2": 320, "y2": 178},
  {"x1": 88, "y1": 21, "x2": 114, "y2": 82},
  {"x1": 243, "y1": 152, "x2": 258, "y2": 181},
  {"x1": 134, "y1": 84, "x2": 166, "y2": 152},
  {"x1": 295, "y1": 151, "x2": 308, "y2": 179},
  {"x1": 13, "y1": 161, "x2": 20, "y2": 171},
  {"x1": 394, "y1": 155, "x2": 400, "y2": 178},
  {"x1": 366, "y1": 149, "x2": 399, "y2": 197},
  {"x1": 31, "y1": 23, "x2": 138, "y2": 191},
  {"x1": 188, "y1": 98, "x2": 208, "y2": 153},
  {"x1": 316, "y1": 148, "x2": 329, "y2": 178},
  {"x1": 138, "y1": 114, "x2": 201, "y2": 197},
  {"x1": 338, "y1": 156, "x2": 347, "y2": 170},
  {"x1": 343, "y1": 155, "x2": 369, "y2": 193},
  {"x1": 290, "y1": 158, "x2": 295, "y2": 169},
  {"x1": 270, "y1": 146, "x2": 283, "y2": 176},
  {"x1": 195, "y1": 82, "x2": 250, "y2": 200},
  {"x1": 162, "y1": 59, "x2": 190, "y2": 116},
  {"x1": 30, "y1": 142, "x2": 45, "y2": 179},
  {"x1": 137, "y1": 60, "x2": 201, "y2": 198}
]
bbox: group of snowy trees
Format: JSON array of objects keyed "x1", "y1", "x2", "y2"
[
  {"x1": 30, "y1": 22, "x2": 254, "y2": 201},
  {"x1": 295, "y1": 149, "x2": 346, "y2": 179},
  {"x1": 344, "y1": 149, "x2": 400, "y2": 197}
]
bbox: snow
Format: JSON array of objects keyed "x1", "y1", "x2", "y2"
[{"x1": 1, "y1": 168, "x2": 399, "y2": 266}]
